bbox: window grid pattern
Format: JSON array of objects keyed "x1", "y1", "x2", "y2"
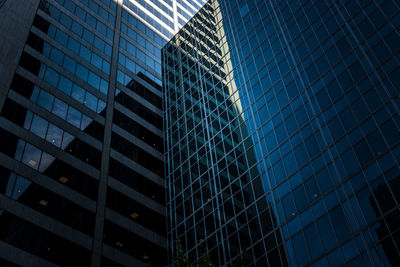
[{"x1": 164, "y1": 0, "x2": 400, "y2": 266}]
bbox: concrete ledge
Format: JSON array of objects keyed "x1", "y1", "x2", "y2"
[
  {"x1": 0, "y1": 194, "x2": 93, "y2": 249},
  {"x1": 103, "y1": 244, "x2": 147, "y2": 267},
  {"x1": 0, "y1": 240, "x2": 57, "y2": 267}
]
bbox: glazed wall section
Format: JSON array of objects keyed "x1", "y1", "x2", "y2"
[
  {"x1": 0, "y1": 0, "x2": 177, "y2": 265},
  {"x1": 164, "y1": 0, "x2": 400, "y2": 266}
]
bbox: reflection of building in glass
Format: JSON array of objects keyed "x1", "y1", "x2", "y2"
[
  {"x1": 164, "y1": 0, "x2": 400, "y2": 266},
  {"x1": 370, "y1": 180, "x2": 400, "y2": 266},
  {"x1": 0, "y1": 0, "x2": 205, "y2": 265},
  {"x1": 163, "y1": 1, "x2": 286, "y2": 265}
]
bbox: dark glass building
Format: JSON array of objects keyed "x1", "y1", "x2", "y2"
[
  {"x1": 163, "y1": 0, "x2": 400, "y2": 266},
  {"x1": 0, "y1": 0, "x2": 204, "y2": 266}
]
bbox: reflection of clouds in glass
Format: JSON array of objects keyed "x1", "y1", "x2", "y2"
[
  {"x1": 72, "y1": 84, "x2": 85, "y2": 103},
  {"x1": 67, "y1": 106, "x2": 82, "y2": 128},
  {"x1": 88, "y1": 71, "x2": 100, "y2": 89},
  {"x1": 99, "y1": 79, "x2": 109, "y2": 94},
  {"x1": 5, "y1": 173, "x2": 33, "y2": 204},
  {"x1": 15, "y1": 138, "x2": 57, "y2": 177},
  {"x1": 31, "y1": 115, "x2": 49, "y2": 139},
  {"x1": 39, "y1": 152, "x2": 55, "y2": 172},
  {"x1": 22, "y1": 143, "x2": 41, "y2": 170},
  {"x1": 97, "y1": 100, "x2": 106, "y2": 113},
  {"x1": 46, "y1": 124, "x2": 63, "y2": 147},
  {"x1": 52, "y1": 98, "x2": 68, "y2": 120},
  {"x1": 38, "y1": 90, "x2": 54, "y2": 112},
  {"x1": 81, "y1": 115, "x2": 91, "y2": 130},
  {"x1": 4, "y1": 173, "x2": 32, "y2": 206},
  {"x1": 11, "y1": 176, "x2": 32, "y2": 200},
  {"x1": 58, "y1": 76, "x2": 72, "y2": 95},
  {"x1": 76, "y1": 64, "x2": 89, "y2": 81},
  {"x1": 85, "y1": 92, "x2": 98, "y2": 111},
  {"x1": 44, "y1": 67, "x2": 59, "y2": 88},
  {"x1": 61, "y1": 132, "x2": 74, "y2": 150}
]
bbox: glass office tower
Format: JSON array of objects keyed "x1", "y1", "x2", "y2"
[
  {"x1": 0, "y1": 0, "x2": 204, "y2": 266},
  {"x1": 163, "y1": 0, "x2": 400, "y2": 266}
]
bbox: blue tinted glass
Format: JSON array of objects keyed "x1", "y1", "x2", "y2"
[
  {"x1": 21, "y1": 143, "x2": 41, "y2": 170},
  {"x1": 85, "y1": 92, "x2": 97, "y2": 111},
  {"x1": 67, "y1": 38, "x2": 80, "y2": 54},
  {"x1": 37, "y1": 90, "x2": 54, "y2": 111},
  {"x1": 63, "y1": 55, "x2": 76, "y2": 73},
  {"x1": 30, "y1": 115, "x2": 48, "y2": 138},
  {"x1": 67, "y1": 107, "x2": 82, "y2": 128},
  {"x1": 46, "y1": 124, "x2": 63, "y2": 147},
  {"x1": 55, "y1": 29, "x2": 68, "y2": 46},
  {"x1": 76, "y1": 64, "x2": 89, "y2": 81},
  {"x1": 71, "y1": 84, "x2": 85, "y2": 103},
  {"x1": 52, "y1": 98, "x2": 68, "y2": 120},
  {"x1": 44, "y1": 68, "x2": 59, "y2": 88}
]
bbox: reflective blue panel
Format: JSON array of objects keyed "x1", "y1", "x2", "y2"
[{"x1": 163, "y1": 0, "x2": 400, "y2": 265}]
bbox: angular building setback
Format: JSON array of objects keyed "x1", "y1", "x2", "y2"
[
  {"x1": 163, "y1": 0, "x2": 400, "y2": 266},
  {"x1": 0, "y1": 0, "x2": 205, "y2": 266}
]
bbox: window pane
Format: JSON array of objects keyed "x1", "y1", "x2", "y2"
[
  {"x1": 30, "y1": 115, "x2": 48, "y2": 138},
  {"x1": 67, "y1": 106, "x2": 82, "y2": 128},
  {"x1": 22, "y1": 143, "x2": 41, "y2": 170},
  {"x1": 37, "y1": 90, "x2": 54, "y2": 111},
  {"x1": 72, "y1": 84, "x2": 85, "y2": 103},
  {"x1": 46, "y1": 124, "x2": 63, "y2": 147},
  {"x1": 52, "y1": 98, "x2": 68, "y2": 120}
]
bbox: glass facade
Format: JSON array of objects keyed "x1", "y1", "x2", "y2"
[
  {"x1": 163, "y1": 0, "x2": 400, "y2": 266},
  {"x1": 0, "y1": 0, "x2": 205, "y2": 266}
]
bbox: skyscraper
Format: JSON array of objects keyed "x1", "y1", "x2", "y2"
[
  {"x1": 0, "y1": 0, "x2": 205, "y2": 266},
  {"x1": 163, "y1": 0, "x2": 400, "y2": 266}
]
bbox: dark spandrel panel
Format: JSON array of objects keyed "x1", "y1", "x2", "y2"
[
  {"x1": 111, "y1": 132, "x2": 164, "y2": 177},
  {"x1": 0, "y1": 211, "x2": 91, "y2": 266},
  {"x1": 0, "y1": 127, "x2": 20, "y2": 158},
  {"x1": 63, "y1": 137, "x2": 102, "y2": 169},
  {"x1": 18, "y1": 52, "x2": 41, "y2": 77},
  {"x1": 106, "y1": 187, "x2": 166, "y2": 236},
  {"x1": 112, "y1": 109, "x2": 163, "y2": 152},
  {"x1": 103, "y1": 220, "x2": 167, "y2": 266},
  {"x1": 10, "y1": 73, "x2": 35, "y2": 100},
  {"x1": 44, "y1": 159, "x2": 98, "y2": 199},
  {"x1": 0, "y1": 168, "x2": 95, "y2": 236},
  {"x1": 163, "y1": 0, "x2": 400, "y2": 265},
  {"x1": 0, "y1": 165, "x2": 12, "y2": 196},
  {"x1": 101, "y1": 257, "x2": 124, "y2": 267},
  {"x1": 0, "y1": 257, "x2": 20, "y2": 267},
  {"x1": 32, "y1": 12, "x2": 51, "y2": 33},
  {"x1": 137, "y1": 72, "x2": 162, "y2": 91},
  {"x1": 108, "y1": 158, "x2": 165, "y2": 204},
  {"x1": 0, "y1": 99, "x2": 29, "y2": 128},
  {"x1": 125, "y1": 79, "x2": 162, "y2": 109},
  {"x1": 115, "y1": 89, "x2": 163, "y2": 131}
]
